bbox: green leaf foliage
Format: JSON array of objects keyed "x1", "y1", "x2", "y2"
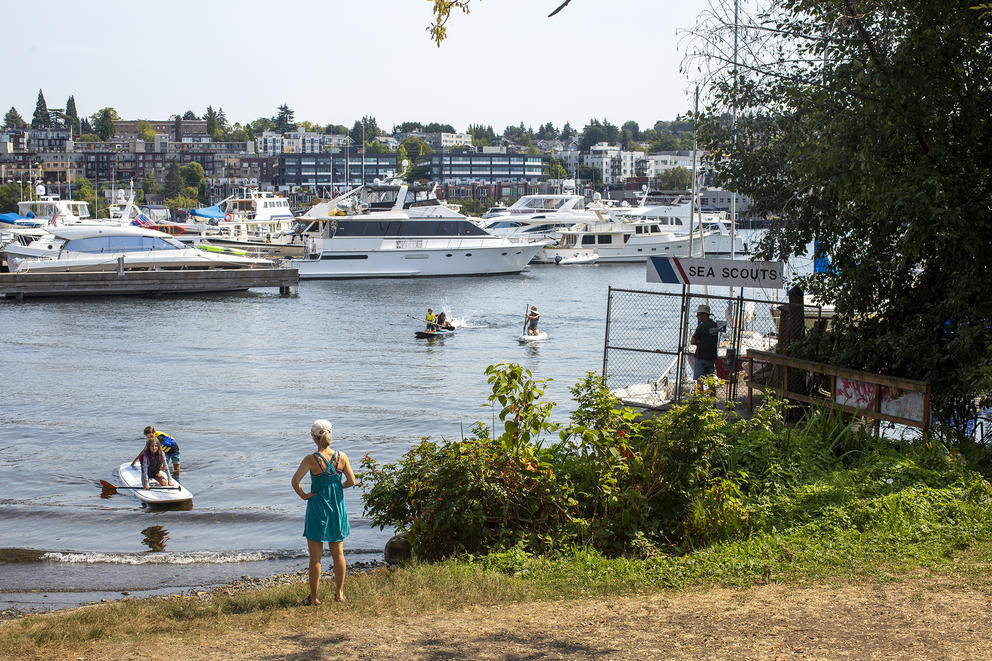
[
  {"x1": 696, "y1": 1, "x2": 992, "y2": 429},
  {"x1": 360, "y1": 365, "x2": 989, "y2": 562}
]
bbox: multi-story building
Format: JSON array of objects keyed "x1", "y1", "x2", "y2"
[
  {"x1": 395, "y1": 131, "x2": 473, "y2": 151},
  {"x1": 257, "y1": 131, "x2": 349, "y2": 155},
  {"x1": 273, "y1": 151, "x2": 399, "y2": 191},
  {"x1": 429, "y1": 152, "x2": 546, "y2": 183},
  {"x1": 582, "y1": 142, "x2": 645, "y2": 186},
  {"x1": 114, "y1": 119, "x2": 208, "y2": 138},
  {"x1": 636, "y1": 151, "x2": 695, "y2": 178},
  {"x1": 0, "y1": 129, "x2": 73, "y2": 153}
]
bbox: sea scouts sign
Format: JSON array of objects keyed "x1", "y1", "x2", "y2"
[{"x1": 647, "y1": 257, "x2": 786, "y2": 289}]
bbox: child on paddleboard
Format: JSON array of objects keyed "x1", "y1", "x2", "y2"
[
  {"x1": 525, "y1": 305, "x2": 541, "y2": 336},
  {"x1": 132, "y1": 435, "x2": 175, "y2": 490},
  {"x1": 144, "y1": 426, "x2": 181, "y2": 479}
]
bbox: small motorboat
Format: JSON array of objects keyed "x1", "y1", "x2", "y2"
[
  {"x1": 415, "y1": 328, "x2": 455, "y2": 339},
  {"x1": 116, "y1": 462, "x2": 193, "y2": 506},
  {"x1": 518, "y1": 331, "x2": 549, "y2": 343},
  {"x1": 554, "y1": 252, "x2": 599, "y2": 265}
]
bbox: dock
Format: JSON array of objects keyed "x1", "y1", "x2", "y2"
[{"x1": 0, "y1": 267, "x2": 299, "y2": 299}]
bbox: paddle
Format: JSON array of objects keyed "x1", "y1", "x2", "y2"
[
  {"x1": 99, "y1": 479, "x2": 179, "y2": 495},
  {"x1": 523, "y1": 304, "x2": 530, "y2": 336}
]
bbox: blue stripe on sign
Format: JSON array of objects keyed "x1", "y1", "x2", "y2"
[{"x1": 649, "y1": 256, "x2": 683, "y2": 284}]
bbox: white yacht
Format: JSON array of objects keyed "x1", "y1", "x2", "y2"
[
  {"x1": 614, "y1": 200, "x2": 747, "y2": 256},
  {"x1": 3, "y1": 225, "x2": 276, "y2": 273},
  {"x1": 291, "y1": 182, "x2": 546, "y2": 279},
  {"x1": 478, "y1": 193, "x2": 593, "y2": 241},
  {"x1": 17, "y1": 195, "x2": 92, "y2": 226},
  {"x1": 535, "y1": 209, "x2": 715, "y2": 263}
]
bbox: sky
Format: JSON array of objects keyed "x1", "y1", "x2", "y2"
[{"x1": 5, "y1": 0, "x2": 710, "y2": 134}]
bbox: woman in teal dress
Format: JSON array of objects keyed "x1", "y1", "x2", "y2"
[{"x1": 291, "y1": 419, "x2": 356, "y2": 604}]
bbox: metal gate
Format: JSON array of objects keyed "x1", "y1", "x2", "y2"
[{"x1": 602, "y1": 287, "x2": 822, "y2": 408}]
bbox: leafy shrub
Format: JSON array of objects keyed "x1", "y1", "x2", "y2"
[{"x1": 360, "y1": 363, "x2": 991, "y2": 561}]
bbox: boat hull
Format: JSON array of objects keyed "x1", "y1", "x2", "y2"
[{"x1": 294, "y1": 241, "x2": 545, "y2": 279}]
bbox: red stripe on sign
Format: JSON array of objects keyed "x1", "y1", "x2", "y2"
[{"x1": 673, "y1": 258, "x2": 689, "y2": 283}]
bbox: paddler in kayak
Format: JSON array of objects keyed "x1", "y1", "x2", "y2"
[
  {"x1": 144, "y1": 426, "x2": 181, "y2": 479},
  {"x1": 435, "y1": 309, "x2": 455, "y2": 331},
  {"x1": 131, "y1": 435, "x2": 175, "y2": 490}
]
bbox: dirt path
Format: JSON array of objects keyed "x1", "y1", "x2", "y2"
[{"x1": 74, "y1": 575, "x2": 992, "y2": 660}]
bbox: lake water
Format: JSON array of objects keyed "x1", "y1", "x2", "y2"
[{"x1": 0, "y1": 232, "x2": 791, "y2": 610}]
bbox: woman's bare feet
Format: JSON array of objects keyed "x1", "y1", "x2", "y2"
[{"x1": 335, "y1": 592, "x2": 346, "y2": 602}]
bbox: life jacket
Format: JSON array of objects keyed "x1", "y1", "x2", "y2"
[{"x1": 155, "y1": 432, "x2": 179, "y2": 454}]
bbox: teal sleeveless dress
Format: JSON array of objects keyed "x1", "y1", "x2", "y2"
[{"x1": 303, "y1": 451, "x2": 350, "y2": 543}]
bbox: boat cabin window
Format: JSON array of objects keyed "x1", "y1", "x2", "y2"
[
  {"x1": 582, "y1": 235, "x2": 596, "y2": 245},
  {"x1": 518, "y1": 197, "x2": 568, "y2": 211},
  {"x1": 598, "y1": 235, "x2": 613, "y2": 244},
  {"x1": 523, "y1": 224, "x2": 561, "y2": 234},
  {"x1": 332, "y1": 219, "x2": 488, "y2": 237},
  {"x1": 64, "y1": 235, "x2": 183, "y2": 253}
]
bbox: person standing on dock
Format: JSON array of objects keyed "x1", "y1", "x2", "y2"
[
  {"x1": 291, "y1": 419, "x2": 355, "y2": 604},
  {"x1": 690, "y1": 304, "x2": 719, "y2": 395},
  {"x1": 143, "y1": 426, "x2": 181, "y2": 479}
]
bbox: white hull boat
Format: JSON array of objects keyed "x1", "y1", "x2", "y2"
[
  {"x1": 292, "y1": 181, "x2": 546, "y2": 279},
  {"x1": 3, "y1": 226, "x2": 277, "y2": 273}
]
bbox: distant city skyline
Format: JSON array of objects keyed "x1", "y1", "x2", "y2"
[{"x1": 4, "y1": 0, "x2": 708, "y2": 132}]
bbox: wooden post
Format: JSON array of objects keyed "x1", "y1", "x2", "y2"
[{"x1": 747, "y1": 354, "x2": 753, "y2": 410}]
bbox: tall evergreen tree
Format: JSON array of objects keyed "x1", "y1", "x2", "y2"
[
  {"x1": 204, "y1": 106, "x2": 218, "y2": 137},
  {"x1": 65, "y1": 96, "x2": 80, "y2": 136},
  {"x1": 3, "y1": 107, "x2": 26, "y2": 130},
  {"x1": 273, "y1": 104, "x2": 296, "y2": 133},
  {"x1": 31, "y1": 89, "x2": 51, "y2": 129},
  {"x1": 174, "y1": 116, "x2": 182, "y2": 141},
  {"x1": 164, "y1": 162, "x2": 182, "y2": 198}
]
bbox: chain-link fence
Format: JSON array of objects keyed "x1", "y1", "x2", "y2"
[{"x1": 603, "y1": 287, "x2": 826, "y2": 408}]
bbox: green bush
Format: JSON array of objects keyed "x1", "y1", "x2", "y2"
[{"x1": 359, "y1": 363, "x2": 992, "y2": 561}]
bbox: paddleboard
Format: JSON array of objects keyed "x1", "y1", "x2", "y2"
[
  {"x1": 117, "y1": 462, "x2": 193, "y2": 505},
  {"x1": 518, "y1": 331, "x2": 548, "y2": 343},
  {"x1": 415, "y1": 329, "x2": 455, "y2": 339}
]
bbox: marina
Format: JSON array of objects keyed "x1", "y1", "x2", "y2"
[{"x1": 0, "y1": 256, "x2": 751, "y2": 611}]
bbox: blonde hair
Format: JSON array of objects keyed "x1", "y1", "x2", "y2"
[
  {"x1": 313, "y1": 429, "x2": 332, "y2": 450},
  {"x1": 310, "y1": 419, "x2": 333, "y2": 450}
]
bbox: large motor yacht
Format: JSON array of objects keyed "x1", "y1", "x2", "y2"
[
  {"x1": 291, "y1": 182, "x2": 546, "y2": 278},
  {"x1": 3, "y1": 225, "x2": 276, "y2": 273},
  {"x1": 534, "y1": 203, "x2": 716, "y2": 263},
  {"x1": 612, "y1": 199, "x2": 747, "y2": 256},
  {"x1": 478, "y1": 192, "x2": 593, "y2": 241}
]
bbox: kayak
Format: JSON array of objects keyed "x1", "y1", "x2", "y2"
[
  {"x1": 518, "y1": 331, "x2": 549, "y2": 343},
  {"x1": 117, "y1": 462, "x2": 193, "y2": 505},
  {"x1": 415, "y1": 329, "x2": 455, "y2": 339}
]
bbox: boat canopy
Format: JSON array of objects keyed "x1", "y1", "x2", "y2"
[
  {"x1": 190, "y1": 205, "x2": 225, "y2": 219},
  {"x1": 0, "y1": 212, "x2": 43, "y2": 227}
]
